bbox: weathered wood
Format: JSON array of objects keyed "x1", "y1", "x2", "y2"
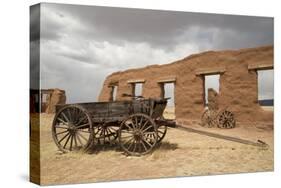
[
  {"x1": 195, "y1": 67, "x2": 226, "y2": 75},
  {"x1": 176, "y1": 124, "x2": 268, "y2": 148},
  {"x1": 248, "y1": 63, "x2": 273, "y2": 70},
  {"x1": 157, "y1": 77, "x2": 176, "y2": 83},
  {"x1": 127, "y1": 79, "x2": 146, "y2": 83}
]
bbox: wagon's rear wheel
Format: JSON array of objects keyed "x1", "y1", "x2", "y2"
[
  {"x1": 157, "y1": 125, "x2": 167, "y2": 143},
  {"x1": 119, "y1": 113, "x2": 158, "y2": 156},
  {"x1": 52, "y1": 105, "x2": 93, "y2": 152},
  {"x1": 156, "y1": 117, "x2": 168, "y2": 143},
  {"x1": 217, "y1": 110, "x2": 236, "y2": 129}
]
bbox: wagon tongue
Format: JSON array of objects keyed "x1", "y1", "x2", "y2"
[{"x1": 156, "y1": 119, "x2": 176, "y2": 128}]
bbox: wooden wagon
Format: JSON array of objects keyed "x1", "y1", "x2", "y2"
[{"x1": 52, "y1": 96, "x2": 175, "y2": 156}]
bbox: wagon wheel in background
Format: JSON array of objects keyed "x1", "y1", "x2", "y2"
[
  {"x1": 52, "y1": 105, "x2": 94, "y2": 152},
  {"x1": 94, "y1": 124, "x2": 119, "y2": 145},
  {"x1": 201, "y1": 109, "x2": 217, "y2": 128},
  {"x1": 217, "y1": 110, "x2": 236, "y2": 129},
  {"x1": 119, "y1": 113, "x2": 158, "y2": 156}
]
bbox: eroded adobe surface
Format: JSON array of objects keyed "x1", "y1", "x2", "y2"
[
  {"x1": 98, "y1": 46, "x2": 273, "y2": 125},
  {"x1": 45, "y1": 88, "x2": 66, "y2": 113}
]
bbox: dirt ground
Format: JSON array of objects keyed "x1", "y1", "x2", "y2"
[{"x1": 38, "y1": 109, "x2": 273, "y2": 185}]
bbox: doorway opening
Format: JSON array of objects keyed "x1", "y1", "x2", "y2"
[
  {"x1": 134, "y1": 83, "x2": 143, "y2": 97},
  {"x1": 159, "y1": 82, "x2": 175, "y2": 120},
  {"x1": 109, "y1": 85, "x2": 118, "y2": 101},
  {"x1": 204, "y1": 74, "x2": 220, "y2": 107},
  {"x1": 257, "y1": 69, "x2": 273, "y2": 107},
  {"x1": 112, "y1": 85, "x2": 118, "y2": 101}
]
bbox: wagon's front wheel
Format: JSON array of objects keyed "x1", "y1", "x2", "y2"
[
  {"x1": 52, "y1": 105, "x2": 94, "y2": 153},
  {"x1": 119, "y1": 113, "x2": 158, "y2": 156}
]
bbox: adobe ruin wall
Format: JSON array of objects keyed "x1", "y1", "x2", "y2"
[{"x1": 98, "y1": 46, "x2": 273, "y2": 126}]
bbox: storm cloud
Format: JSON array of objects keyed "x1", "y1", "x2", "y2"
[{"x1": 33, "y1": 3, "x2": 273, "y2": 103}]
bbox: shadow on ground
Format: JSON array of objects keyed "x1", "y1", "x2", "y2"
[
  {"x1": 157, "y1": 141, "x2": 178, "y2": 151},
  {"x1": 82, "y1": 140, "x2": 179, "y2": 155}
]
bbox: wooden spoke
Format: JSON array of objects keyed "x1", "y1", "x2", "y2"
[
  {"x1": 140, "y1": 140, "x2": 148, "y2": 151},
  {"x1": 127, "y1": 140, "x2": 135, "y2": 151},
  {"x1": 131, "y1": 119, "x2": 137, "y2": 130},
  {"x1": 132, "y1": 140, "x2": 137, "y2": 152},
  {"x1": 142, "y1": 138, "x2": 153, "y2": 147},
  {"x1": 76, "y1": 133, "x2": 84, "y2": 146},
  {"x1": 75, "y1": 115, "x2": 87, "y2": 126},
  {"x1": 55, "y1": 130, "x2": 69, "y2": 136},
  {"x1": 124, "y1": 123, "x2": 134, "y2": 132},
  {"x1": 140, "y1": 120, "x2": 149, "y2": 131},
  {"x1": 57, "y1": 117, "x2": 67, "y2": 125},
  {"x1": 74, "y1": 134, "x2": 78, "y2": 148},
  {"x1": 61, "y1": 112, "x2": 70, "y2": 122},
  {"x1": 67, "y1": 108, "x2": 73, "y2": 122},
  {"x1": 76, "y1": 123, "x2": 90, "y2": 129},
  {"x1": 69, "y1": 135, "x2": 74, "y2": 151},
  {"x1": 63, "y1": 134, "x2": 71, "y2": 149},
  {"x1": 142, "y1": 125, "x2": 153, "y2": 133},
  {"x1": 139, "y1": 116, "x2": 143, "y2": 128},
  {"x1": 58, "y1": 132, "x2": 70, "y2": 144},
  {"x1": 77, "y1": 132, "x2": 88, "y2": 142}
]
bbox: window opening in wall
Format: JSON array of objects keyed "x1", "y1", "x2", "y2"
[
  {"x1": 164, "y1": 83, "x2": 175, "y2": 107},
  {"x1": 204, "y1": 74, "x2": 220, "y2": 106},
  {"x1": 257, "y1": 69, "x2": 273, "y2": 107},
  {"x1": 164, "y1": 83, "x2": 175, "y2": 119},
  {"x1": 112, "y1": 85, "x2": 118, "y2": 101},
  {"x1": 42, "y1": 93, "x2": 48, "y2": 103},
  {"x1": 160, "y1": 82, "x2": 175, "y2": 120},
  {"x1": 134, "y1": 83, "x2": 143, "y2": 97}
]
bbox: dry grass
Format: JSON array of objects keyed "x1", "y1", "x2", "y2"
[{"x1": 37, "y1": 113, "x2": 273, "y2": 185}]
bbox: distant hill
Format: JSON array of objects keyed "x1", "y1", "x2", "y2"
[{"x1": 259, "y1": 99, "x2": 274, "y2": 106}]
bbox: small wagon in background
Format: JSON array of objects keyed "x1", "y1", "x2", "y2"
[{"x1": 52, "y1": 95, "x2": 174, "y2": 156}]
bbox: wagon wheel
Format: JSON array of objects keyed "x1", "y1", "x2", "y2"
[
  {"x1": 201, "y1": 109, "x2": 217, "y2": 128},
  {"x1": 94, "y1": 124, "x2": 119, "y2": 145},
  {"x1": 156, "y1": 116, "x2": 167, "y2": 143},
  {"x1": 119, "y1": 113, "x2": 158, "y2": 156},
  {"x1": 217, "y1": 110, "x2": 236, "y2": 129},
  {"x1": 52, "y1": 105, "x2": 93, "y2": 152},
  {"x1": 157, "y1": 125, "x2": 167, "y2": 143}
]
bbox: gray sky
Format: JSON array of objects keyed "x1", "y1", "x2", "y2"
[{"x1": 31, "y1": 3, "x2": 274, "y2": 103}]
